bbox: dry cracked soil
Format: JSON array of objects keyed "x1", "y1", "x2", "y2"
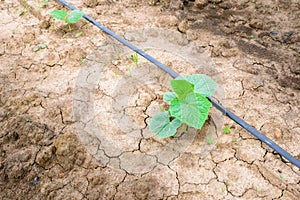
[{"x1": 0, "y1": 0, "x2": 300, "y2": 199}]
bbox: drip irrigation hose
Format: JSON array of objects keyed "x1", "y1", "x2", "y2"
[{"x1": 57, "y1": 0, "x2": 300, "y2": 169}]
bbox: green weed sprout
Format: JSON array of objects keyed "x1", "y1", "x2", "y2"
[
  {"x1": 279, "y1": 173, "x2": 284, "y2": 179},
  {"x1": 223, "y1": 125, "x2": 231, "y2": 134},
  {"x1": 24, "y1": 0, "x2": 28, "y2": 10},
  {"x1": 50, "y1": 9, "x2": 84, "y2": 31},
  {"x1": 75, "y1": 32, "x2": 83, "y2": 37},
  {"x1": 131, "y1": 52, "x2": 139, "y2": 67},
  {"x1": 42, "y1": 0, "x2": 48, "y2": 6},
  {"x1": 290, "y1": 45, "x2": 298, "y2": 50},
  {"x1": 33, "y1": 44, "x2": 46, "y2": 52},
  {"x1": 211, "y1": 1, "x2": 217, "y2": 9},
  {"x1": 206, "y1": 136, "x2": 213, "y2": 145},
  {"x1": 155, "y1": 0, "x2": 164, "y2": 5},
  {"x1": 19, "y1": 0, "x2": 28, "y2": 15},
  {"x1": 149, "y1": 74, "x2": 217, "y2": 138}
]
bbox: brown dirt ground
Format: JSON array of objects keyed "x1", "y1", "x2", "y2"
[{"x1": 1, "y1": 0, "x2": 300, "y2": 199}]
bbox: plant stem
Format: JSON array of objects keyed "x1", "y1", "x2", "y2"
[
  {"x1": 181, "y1": 123, "x2": 187, "y2": 133},
  {"x1": 68, "y1": 23, "x2": 72, "y2": 31}
]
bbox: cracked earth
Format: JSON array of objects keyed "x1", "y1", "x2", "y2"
[{"x1": 1, "y1": 0, "x2": 300, "y2": 199}]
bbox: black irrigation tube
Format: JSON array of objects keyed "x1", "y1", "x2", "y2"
[{"x1": 57, "y1": 0, "x2": 300, "y2": 169}]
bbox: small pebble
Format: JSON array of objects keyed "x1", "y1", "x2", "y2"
[
  {"x1": 270, "y1": 30, "x2": 279, "y2": 35},
  {"x1": 33, "y1": 177, "x2": 38, "y2": 185},
  {"x1": 0, "y1": 109, "x2": 4, "y2": 117},
  {"x1": 112, "y1": 60, "x2": 119, "y2": 65}
]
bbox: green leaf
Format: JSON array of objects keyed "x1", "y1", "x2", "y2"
[
  {"x1": 170, "y1": 93, "x2": 211, "y2": 129},
  {"x1": 19, "y1": 9, "x2": 25, "y2": 16},
  {"x1": 163, "y1": 92, "x2": 176, "y2": 103},
  {"x1": 67, "y1": 10, "x2": 84, "y2": 23},
  {"x1": 75, "y1": 32, "x2": 83, "y2": 37},
  {"x1": 170, "y1": 79, "x2": 194, "y2": 100},
  {"x1": 177, "y1": 74, "x2": 217, "y2": 97},
  {"x1": 50, "y1": 10, "x2": 67, "y2": 21},
  {"x1": 149, "y1": 112, "x2": 182, "y2": 138}
]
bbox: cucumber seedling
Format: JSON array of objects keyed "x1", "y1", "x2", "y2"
[
  {"x1": 50, "y1": 9, "x2": 84, "y2": 31},
  {"x1": 149, "y1": 74, "x2": 218, "y2": 138}
]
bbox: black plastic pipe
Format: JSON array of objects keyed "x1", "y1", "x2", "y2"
[{"x1": 57, "y1": 0, "x2": 300, "y2": 169}]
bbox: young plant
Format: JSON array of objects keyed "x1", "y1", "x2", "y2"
[
  {"x1": 42, "y1": 0, "x2": 48, "y2": 6},
  {"x1": 19, "y1": 0, "x2": 28, "y2": 15},
  {"x1": 279, "y1": 173, "x2": 284, "y2": 179},
  {"x1": 155, "y1": 0, "x2": 164, "y2": 5},
  {"x1": 131, "y1": 52, "x2": 139, "y2": 67},
  {"x1": 33, "y1": 44, "x2": 46, "y2": 52},
  {"x1": 211, "y1": 1, "x2": 217, "y2": 9},
  {"x1": 24, "y1": 0, "x2": 28, "y2": 11},
  {"x1": 149, "y1": 74, "x2": 217, "y2": 138},
  {"x1": 290, "y1": 45, "x2": 298, "y2": 50},
  {"x1": 206, "y1": 136, "x2": 213, "y2": 145},
  {"x1": 223, "y1": 125, "x2": 231, "y2": 134},
  {"x1": 50, "y1": 9, "x2": 84, "y2": 31}
]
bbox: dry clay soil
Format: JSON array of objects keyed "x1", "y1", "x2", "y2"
[{"x1": 1, "y1": 0, "x2": 300, "y2": 199}]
